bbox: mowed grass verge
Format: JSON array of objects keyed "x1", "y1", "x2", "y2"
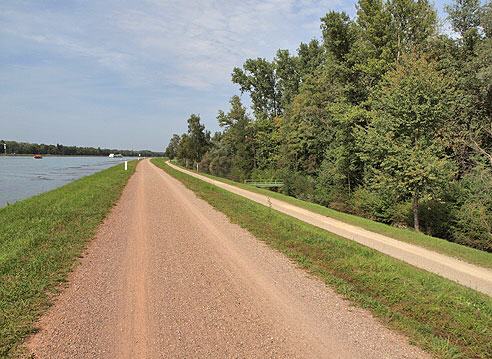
[
  {"x1": 153, "y1": 158, "x2": 492, "y2": 358},
  {"x1": 0, "y1": 161, "x2": 137, "y2": 357},
  {"x1": 169, "y1": 161, "x2": 492, "y2": 269}
]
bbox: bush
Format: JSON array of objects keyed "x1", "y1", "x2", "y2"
[
  {"x1": 315, "y1": 156, "x2": 350, "y2": 206},
  {"x1": 418, "y1": 199, "x2": 454, "y2": 239},
  {"x1": 228, "y1": 165, "x2": 248, "y2": 182},
  {"x1": 390, "y1": 201, "x2": 413, "y2": 228},
  {"x1": 314, "y1": 183, "x2": 342, "y2": 207},
  {"x1": 450, "y1": 164, "x2": 492, "y2": 252},
  {"x1": 350, "y1": 187, "x2": 394, "y2": 223},
  {"x1": 453, "y1": 202, "x2": 492, "y2": 252},
  {"x1": 198, "y1": 152, "x2": 213, "y2": 174},
  {"x1": 249, "y1": 168, "x2": 279, "y2": 181},
  {"x1": 279, "y1": 170, "x2": 316, "y2": 201}
]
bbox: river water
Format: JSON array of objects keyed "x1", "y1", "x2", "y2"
[{"x1": 0, "y1": 156, "x2": 130, "y2": 207}]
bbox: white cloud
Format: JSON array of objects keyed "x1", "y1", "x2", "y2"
[
  {"x1": 0, "y1": 0, "x2": 349, "y2": 149},
  {"x1": 1, "y1": 0, "x2": 342, "y2": 90}
]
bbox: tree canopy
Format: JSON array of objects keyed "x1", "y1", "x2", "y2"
[{"x1": 165, "y1": 0, "x2": 492, "y2": 252}]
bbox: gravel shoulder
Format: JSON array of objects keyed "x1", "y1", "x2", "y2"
[{"x1": 27, "y1": 159, "x2": 428, "y2": 358}]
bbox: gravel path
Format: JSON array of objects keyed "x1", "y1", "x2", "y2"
[
  {"x1": 167, "y1": 161, "x2": 492, "y2": 296},
  {"x1": 28, "y1": 159, "x2": 428, "y2": 358}
]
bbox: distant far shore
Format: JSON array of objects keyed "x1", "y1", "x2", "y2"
[
  {"x1": 1, "y1": 140, "x2": 164, "y2": 157},
  {"x1": 0, "y1": 153, "x2": 146, "y2": 157}
]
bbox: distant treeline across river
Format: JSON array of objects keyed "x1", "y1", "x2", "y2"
[{"x1": 1, "y1": 140, "x2": 163, "y2": 157}]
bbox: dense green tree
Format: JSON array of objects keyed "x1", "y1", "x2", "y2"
[
  {"x1": 232, "y1": 58, "x2": 281, "y2": 119},
  {"x1": 297, "y1": 39, "x2": 325, "y2": 78},
  {"x1": 359, "y1": 55, "x2": 456, "y2": 231},
  {"x1": 316, "y1": 104, "x2": 368, "y2": 204},
  {"x1": 354, "y1": 0, "x2": 395, "y2": 89},
  {"x1": 176, "y1": 134, "x2": 191, "y2": 165},
  {"x1": 216, "y1": 96, "x2": 254, "y2": 179},
  {"x1": 201, "y1": 132, "x2": 232, "y2": 177},
  {"x1": 251, "y1": 117, "x2": 281, "y2": 170},
  {"x1": 446, "y1": 0, "x2": 481, "y2": 36},
  {"x1": 452, "y1": 164, "x2": 492, "y2": 250},
  {"x1": 388, "y1": 0, "x2": 437, "y2": 61},
  {"x1": 439, "y1": 0, "x2": 492, "y2": 174},
  {"x1": 275, "y1": 49, "x2": 301, "y2": 110},
  {"x1": 356, "y1": 0, "x2": 393, "y2": 56},
  {"x1": 164, "y1": 134, "x2": 181, "y2": 159},
  {"x1": 321, "y1": 11, "x2": 358, "y2": 61},
  {"x1": 279, "y1": 63, "x2": 343, "y2": 174},
  {"x1": 483, "y1": 1, "x2": 492, "y2": 37},
  {"x1": 165, "y1": 0, "x2": 492, "y2": 252},
  {"x1": 185, "y1": 114, "x2": 210, "y2": 165}
]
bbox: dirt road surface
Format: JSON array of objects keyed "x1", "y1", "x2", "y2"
[
  {"x1": 28, "y1": 159, "x2": 427, "y2": 358},
  {"x1": 167, "y1": 161, "x2": 492, "y2": 296}
]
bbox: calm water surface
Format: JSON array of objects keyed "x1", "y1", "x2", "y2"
[{"x1": 0, "y1": 156, "x2": 130, "y2": 207}]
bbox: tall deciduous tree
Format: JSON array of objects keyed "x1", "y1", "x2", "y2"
[
  {"x1": 164, "y1": 0, "x2": 492, "y2": 251},
  {"x1": 232, "y1": 58, "x2": 281, "y2": 119},
  {"x1": 446, "y1": 0, "x2": 481, "y2": 36},
  {"x1": 164, "y1": 134, "x2": 181, "y2": 159},
  {"x1": 280, "y1": 63, "x2": 343, "y2": 174},
  {"x1": 388, "y1": 0, "x2": 437, "y2": 61},
  {"x1": 297, "y1": 39, "x2": 325, "y2": 79},
  {"x1": 216, "y1": 96, "x2": 254, "y2": 179},
  {"x1": 275, "y1": 49, "x2": 301, "y2": 111},
  {"x1": 321, "y1": 11, "x2": 358, "y2": 62},
  {"x1": 359, "y1": 55, "x2": 456, "y2": 231},
  {"x1": 186, "y1": 114, "x2": 210, "y2": 164}
]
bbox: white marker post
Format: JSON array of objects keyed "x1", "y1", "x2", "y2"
[{"x1": 124, "y1": 161, "x2": 128, "y2": 171}]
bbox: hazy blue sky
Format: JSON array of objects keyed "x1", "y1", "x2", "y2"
[{"x1": 1, "y1": 0, "x2": 449, "y2": 151}]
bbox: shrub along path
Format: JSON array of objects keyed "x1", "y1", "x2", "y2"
[{"x1": 166, "y1": 161, "x2": 492, "y2": 296}]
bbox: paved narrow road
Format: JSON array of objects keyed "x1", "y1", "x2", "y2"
[
  {"x1": 28, "y1": 160, "x2": 427, "y2": 358},
  {"x1": 167, "y1": 162, "x2": 492, "y2": 296}
]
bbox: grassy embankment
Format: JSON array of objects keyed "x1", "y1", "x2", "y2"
[
  {"x1": 169, "y1": 161, "x2": 492, "y2": 269},
  {"x1": 0, "y1": 161, "x2": 137, "y2": 357},
  {"x1": 153, "y1": 158, "x2": 492, "y2": 359}
]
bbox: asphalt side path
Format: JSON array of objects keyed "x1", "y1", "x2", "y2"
[
  {"x1": 28, "y1": 159, "x2": 427, "y2": 358},
  {"x1": 166, "y1": 161, "x2": 492, "y2": 297}
]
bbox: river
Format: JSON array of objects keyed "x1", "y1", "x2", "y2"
[{"x1": 0, "y1": 156, "x2": 131, "y2": 207}]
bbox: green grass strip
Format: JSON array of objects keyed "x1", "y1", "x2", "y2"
[
  {"x1": 169, "y1": 161, "x2": 492, "y2": 269},
  {"x1": 153, "y1": 158, "x2": 492, "y2": 359},
  {"x1": 0, "y1": 161, "x2": 137, "y2": 357}
]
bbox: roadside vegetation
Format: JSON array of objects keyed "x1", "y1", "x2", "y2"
[
  {"x1": 164, "y1": 0, "x2": 492, "y2": 253},
  {"x1": 171, "y1": 160, "x2": 492, "y2": 269},
  {"x1": 153, "y1": 158, "x2": 492, "y2": 358},
  {"x1": 0, "y1": 161, "x2": 137, "y2": 357}
]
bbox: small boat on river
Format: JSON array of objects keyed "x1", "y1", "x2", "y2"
[{"x1": 33, "y1": 154, "x2": 43, "y2": 159}]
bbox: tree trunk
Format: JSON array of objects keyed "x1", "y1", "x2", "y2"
[
  {"x1": 396, "y1": 32, "x2": 401, "y2": 64},
  {"x1": 412, "y1": 193, "x2": 420, "y2": 232}
]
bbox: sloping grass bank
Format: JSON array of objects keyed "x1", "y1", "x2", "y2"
[
  {"x1": 0, "y1": 161, "x2": 137, "y2": 357},
  {"x1": 153, "y1": 158, "x2": 492, "y2": 358},
  {"x1": 170, "y1": 161, "x2": 492, "y2": 269}
]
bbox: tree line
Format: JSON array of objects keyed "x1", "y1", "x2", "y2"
[
  {"x1": 1, "y1": 140, "x2": 163, "y2": 157},
  {"x1": 165, "y1": 0, "x2": 492, "y2": 252}
]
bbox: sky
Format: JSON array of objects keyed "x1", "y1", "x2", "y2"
[{"x1": 0, "y1": 0, "x2": 450, "y2": 151}]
